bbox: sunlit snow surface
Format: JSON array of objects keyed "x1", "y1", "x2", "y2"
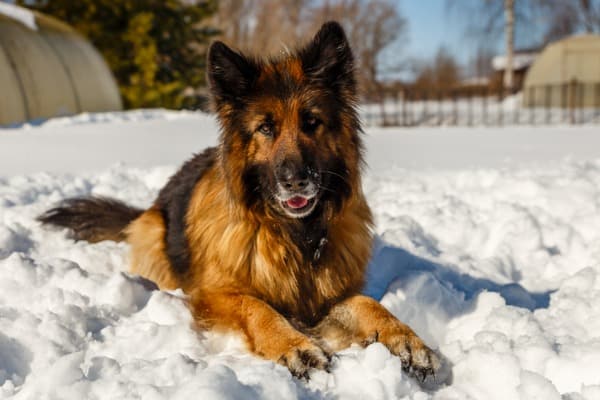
[{"x1": 1, "y1": 111, "x2": 600, "y2": 399}]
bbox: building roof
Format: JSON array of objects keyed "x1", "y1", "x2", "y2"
[
  {"x1": 0, "y1": 2, "x2": 36, "y2": 30},
  {"x1": 492, "y1": 52, "x2": 538, "y2": 72}
]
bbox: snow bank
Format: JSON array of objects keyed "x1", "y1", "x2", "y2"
[
  {"x1": 1, "y1": 111, "x2": 600, "y2": 398},
  {"x1": 3, "y1": 110, "x2": 600, "y2": 176},
  {"x1": 2, "y1": 161, "x2": 600, "y2": 399},
  {"x1": 365, "y1": 163, "x2": 600, "y2": 398},
  {"x1": 0, "y1": 110, "x2": 219, "y2": 177}
]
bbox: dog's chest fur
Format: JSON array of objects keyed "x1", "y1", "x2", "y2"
[
  {"x1": 151, "y1": 145, "x2": 373, "y2": 325},
  {"x1": 154, "y1": 152, "x2": 373, "y2": 325}
]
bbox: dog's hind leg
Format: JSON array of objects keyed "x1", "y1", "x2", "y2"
[
  {"x1": 125, "y1": 208, "x2": 180, "y2": 290},
  {"x1": 191, "y1": 291, "x2": 331, "y2": 379}
]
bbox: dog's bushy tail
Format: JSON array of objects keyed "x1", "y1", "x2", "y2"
[{"x1": 38, "y1": 197, "x2": 144, "y2": 243}]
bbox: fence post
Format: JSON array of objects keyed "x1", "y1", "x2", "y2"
[
  {"x1": 595, "y1": 83, "x2": 600, "y2": 121},
  {"x1": 421, "y1": 91, "x2": 427, "y2": 125},
  {"x1": 561, "y1": 82, "x2": 567, "y2": 123},
  {"x1": 402, "y1": 88, "x2": 408, "y2": 126},
  {"x1": 384, "y1": 97, "x2": 388, "y2": 127},
  {"x1": 579, "y1": 81, "x2": 585, "y2": 123},
  {"x1": 482, "y1": 88, "x2": 488, "y2": 126},
  {"x1": 545, "y1": 85, "x2": 551, "y2": 124},
  {"x1": 529, "y1": 87, "x2": 535, "y2": 125},
  {"x1": 407, "y1": 91, "x2": 413, "y2": 127},
  {"x1": 513, "y1": 87, "x2": 519, "y2": 125},
  {"x1": 393, "y1": 91, "x2": 399, "y2": 126},
  {"x1": 569, "y1": 78, "x2": 577, "y2": 125},
  {"x1": 498, "y1": 85, "x2": 504, "y2": 126},
  {"x1": 467, "y1": 90, "x2": 473, "y2": 126},
  {"x1": 452, "y1": 90, "x2": 458, "y2": 126},
  {"x1": 437, "y1": 91, "x2": 443, "y2": 126},
  {"x1": 409, "y1": 91, "x2": 415, "y2": 126}
]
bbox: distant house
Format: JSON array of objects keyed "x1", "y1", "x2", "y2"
[
  {"x1": 523, "y1": 34, "x2": 600, "y2": 108},
  {"x1": 491, "y1": 50, "x2": 539, "y2": 92},
  {"x1": 0, "y1": 3, "x2": 122, "y2": 126}
]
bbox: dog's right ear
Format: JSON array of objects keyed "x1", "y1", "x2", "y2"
[{"x1": 207, "y1": 41, "x2": 258, "y2": 103}]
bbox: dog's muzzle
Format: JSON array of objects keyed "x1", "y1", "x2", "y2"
[{"x1": 275, "y1": 161, "x2": 320, "y2": 218}]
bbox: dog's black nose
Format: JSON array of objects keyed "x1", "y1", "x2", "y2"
[{"x1": 277, "y1": 161, "x2": 309, "y2": 191}]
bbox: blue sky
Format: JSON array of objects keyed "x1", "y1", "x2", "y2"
[
  {"x1": 399, "y1": 0, "x2": 500, "y2": 66},
  {"x1": 378, "y1": 0, "x2": 498, "y2": 79},
  {"x1": 398, "y1": 0, "x2": 548, "y2": 70}
]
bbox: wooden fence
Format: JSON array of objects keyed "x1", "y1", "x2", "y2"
[{"x1": 361, "y1": 81, "x2": 600, "y2": 127}]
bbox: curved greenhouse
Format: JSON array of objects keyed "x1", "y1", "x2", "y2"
[
  {"x1": 0, "y1": 4, "x2": 122, "y2": 125},
  {"x1": 523, "y1": 34, "x2": 600, "y2": 108}
]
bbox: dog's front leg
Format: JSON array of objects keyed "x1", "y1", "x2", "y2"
[
  {"x1": 312, "y1": 295, "x2": 439, "y2": 378},
  {"x1": 192, "y1": 292, "x2": 330, "y2": 378}
]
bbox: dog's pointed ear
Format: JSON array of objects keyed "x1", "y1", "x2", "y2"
[
  {"x1": 207, "y1": 41, "x2": 258, "y2": 103},
  {"x1": 300, "y1": 21, "x2": 355, "y2": 90}
]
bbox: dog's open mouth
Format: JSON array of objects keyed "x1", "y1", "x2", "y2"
[
  {"x1": 286, "y1": 196, "x2": 309, "y2": 209},
  {"x1": 280, "y1": 195, "x2": 318, "y2": 218}
]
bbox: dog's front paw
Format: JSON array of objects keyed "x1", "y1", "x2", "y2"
[
  {"x1": 278, "y1": 340, "x2": 331, "y2": 379},
  {"x1": 379, "y1": 329, "x2": 440, "y2": 380}
]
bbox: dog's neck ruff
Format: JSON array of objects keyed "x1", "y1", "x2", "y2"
[
  {"x1": 308, "y1": 228, "x2": 328, "y2": 264},
  {"x1": 313, "y1": 236, "x2": 328, "y2": 263}
]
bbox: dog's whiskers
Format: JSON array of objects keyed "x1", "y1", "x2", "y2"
[
  {"x1": 316, "y1": 184, "x2": 336, "y2": 194},
  {"x1": 321, "y1": 170, "x2": 350, "y2": 184}
]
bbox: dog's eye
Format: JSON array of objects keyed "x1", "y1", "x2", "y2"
[
  {"x1": 302, "y1": 114, "x2": 321, "y2": 133},
  {"x1": 257, "y1": 122, "x2": 274, "y2": 136}
]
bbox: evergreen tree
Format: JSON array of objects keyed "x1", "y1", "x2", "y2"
[{"x1": 19, "y1": 0, "x2": 218, "y2": 109}]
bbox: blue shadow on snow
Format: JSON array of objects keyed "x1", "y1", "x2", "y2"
[{"x1": 363, "y1": 237, "x2": 552, "y2": 311}]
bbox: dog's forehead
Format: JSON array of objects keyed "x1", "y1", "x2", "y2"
[
  {"x1": 252, "y1": 57, "x2": 309, "y2": 99},
  {"x1": 258, "y1": 57, "x2": 304, "y2": 84},
  {"x1": 247, "y1": 57, "x2": 328, "y2": 114}
]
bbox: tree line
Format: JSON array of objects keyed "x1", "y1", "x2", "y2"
[
  {"x1": 18, "y1": 0, "x2": 405, "y2": 109},
  {"x1": 16, "y1": 0, "x2": 600, "y2": 109},
  {"x1": 213, "y1": 0, "x2": 406, "y2": 102},
  {"x1": 18, "y1": 0, "x2": 218, "y2": 110}
]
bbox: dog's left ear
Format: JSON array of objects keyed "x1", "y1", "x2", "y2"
[{"x1": 300, "y1": 21, "x2": 355, "y2": 91}]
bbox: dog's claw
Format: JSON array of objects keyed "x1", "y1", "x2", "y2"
[
  {"x1": 408, "y1": 353, "x2": 439, "y2": 382},
  {"x1": 279, "y1": 343, "x2": 331, "y2": 380},
  {"x1": 377, "y1": 329, "x2": 440, "y2": 382}
]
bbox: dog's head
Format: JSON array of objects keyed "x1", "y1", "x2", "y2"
[{"x1": 208, "y1": 21, "x2": 362, "y2": 219}]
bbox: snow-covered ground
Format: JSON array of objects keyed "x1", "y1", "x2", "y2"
[{"x1": 1, "y1": 110, "x2": 600, "y2": 399}]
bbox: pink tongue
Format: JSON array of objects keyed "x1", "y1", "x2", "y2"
[{"x1": 286, "y1": 196, "x2": 308, "y2": 209}]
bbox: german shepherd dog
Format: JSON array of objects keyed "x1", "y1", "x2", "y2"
[{"x1": 40, "y1": 22, "x2": 439, "y2": 379}]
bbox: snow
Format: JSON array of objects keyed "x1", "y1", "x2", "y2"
[
  {"x1": 460, "y1": 76, "x2": 490, "y2": 86},
  {"x1": 0, "y1": 3, "x2": 37, "y2": 31},
  {"x1": 3, "y1": 108, "x2": 600, "y2": 176},
  {"x1": 2, "y1": 110, "x2": 600, "y2": 399},
  {"x1": 492, "y1": 52, "x2": 538, "y2": 71}
]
